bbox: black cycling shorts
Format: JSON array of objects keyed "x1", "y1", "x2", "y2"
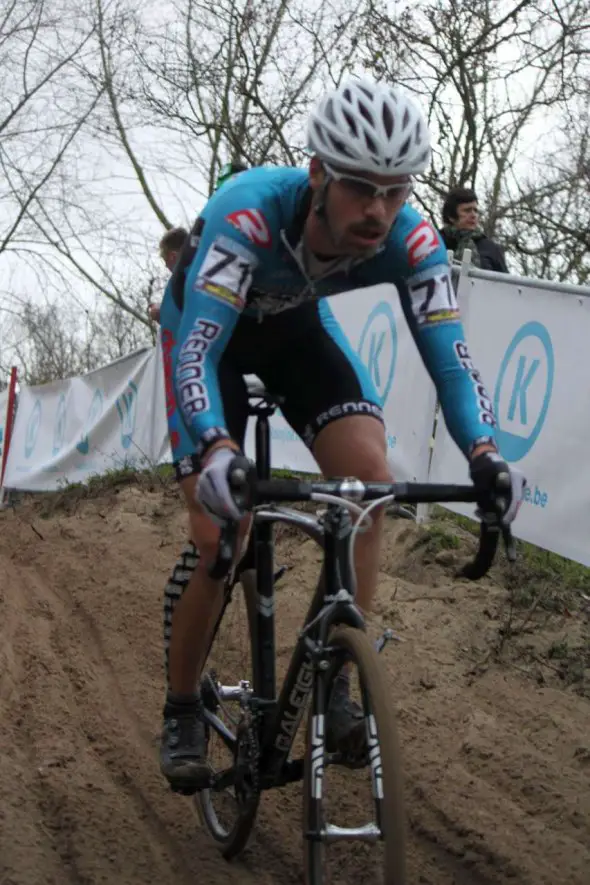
[{"x1": 173, "y1": 300, "x2": 383, "y2": 480}]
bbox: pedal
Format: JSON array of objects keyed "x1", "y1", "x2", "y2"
[
  {"x1": 168, "y1": 769, "x2": 212, "y2": 796},
  {"x1": 374, "y1": 628, "x2": 403, "y2": 653},
  {"x1": 168, "y1": 776, "x2": 212, "y2": 796},
  {"x1": 169, "y1": 781, "x2": 199, "y2": 797}
]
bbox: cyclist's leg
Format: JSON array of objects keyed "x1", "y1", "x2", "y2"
[
  {"x1": 160, "y1": 358, "x2": 250, "y2": 790},
  {"x1": 163, "y1": 539, "x2": 199, "y2": 685},
  {"x1": 259, "y1": 300, "x2": 389, "y2": 757}
]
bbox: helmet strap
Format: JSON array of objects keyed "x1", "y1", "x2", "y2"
[
  {"x1": 313, "y1": 174, "x2": 330, "y2": 218},
  {"x1": 313, "y1": 173, "x2": 345, "y2": 250}
]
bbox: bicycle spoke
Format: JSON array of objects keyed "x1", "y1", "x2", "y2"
[{"x1": 194, "y1": 573, "x2": 260, "y2": 858}]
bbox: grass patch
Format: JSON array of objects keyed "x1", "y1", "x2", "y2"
[
  {"x1": 411, "y1": 523, "x2": 462, "y2": 555},
  {"x1": 434, "y1": 504, "x2": 590, "y2": 608},
  {"x1": 6, "y1": 462, "x2": 177, "y2": 518},
  {"x1": 542, "y1": 638, "x2": 590, "y2": 690},
  {"x1": 3, "y1": 463, "x2": 318, "y2": 519},
  {"x1": 432, "y1": 506, "x2": 590, "y2": 697}
]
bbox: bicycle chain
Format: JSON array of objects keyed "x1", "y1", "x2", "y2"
[{"x1": 235, "y1": 710, "x2": 260, "y2": 808}]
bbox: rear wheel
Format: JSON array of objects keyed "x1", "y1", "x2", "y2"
[
  {"x1": 303, "y1": 625, "x2": 406, "y2": 884},
  {"x1": 195, "y1": 569, "x2": 260, "y2": 859}
]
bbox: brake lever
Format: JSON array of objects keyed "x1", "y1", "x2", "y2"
[
  {"x1": 459, "y1": 520, "x2": 500, "y2": 580},
  {"x1": 208, "y1": 521, "x2": 239, "y2": 580},
  {"x1": 459, "y1": 515, "x2": 518, "y2": 581},
  {"x1": 502, "y1": 525, "x2": 516, "y2": 562},
  {"x1": 207, "y1": 455, "x2": 256, "y2": 581},
  {"x1": 228, "y1": 455, "x2": 257, "y2": 509}
]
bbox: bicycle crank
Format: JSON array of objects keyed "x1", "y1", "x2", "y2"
[{"x1": 374, "y1": 627, "x2": 404, "y2": 653}]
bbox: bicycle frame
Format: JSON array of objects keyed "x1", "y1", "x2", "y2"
[
  {"x1": 203, "y1": 388, "x2": 515, "y2": 798},
  {"x1": 223, "y1": 396, "x2": 367, "y2": 792}
]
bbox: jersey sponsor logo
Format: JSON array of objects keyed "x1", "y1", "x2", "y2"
[
  {"x1": 200, "y1": 280, "x2": 244, "y2": 309},
  {"x1": 405, "y1": 220, "x2": 440, "y2": 267},
  {"x1": 161, "y1": 329, "x2": 176, "y2": 418},
  {"x1": 177, "y1": 319, "x2": 221, "y2": 418},
  {"x1": 454, "y1": 340, "x2": 496, "y2": 428},
  {"x1": 423, "y1": 309, "x2": 459, "y2": 324},
  {"x1": 170, "y1": 430, "x2": 180, "y2": 450},
  {"x1": 409, "y1": 271, "x2": 458, "y2": 325},
  {"x1": 225, "y1": 209, "x2": 272, "y2": 248},
  {"x1": 302, "y1": 401, "x2": 384, "y2": 447},
  {"x1": 196, "y1": 238, "x2": 255, "y2": 309}
]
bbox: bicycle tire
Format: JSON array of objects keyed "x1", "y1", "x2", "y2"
[
  {"x1": 302, "y1": 625, "x2": 407, "y2": 884},
  {"x1": 195, "y1": 568, "x2": 261, "y2": 859}
]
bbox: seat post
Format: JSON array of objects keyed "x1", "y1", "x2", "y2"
[
  {"x1": 246, "y1": 378, "x2": 283, "y2": 481},
  {"x1": 254, "y1": 406, "x2": 273, "y2": 481}
]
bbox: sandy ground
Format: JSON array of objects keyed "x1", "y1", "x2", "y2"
[{"x1": 0, "y1": 481, "x2": 588, "y2": 885}]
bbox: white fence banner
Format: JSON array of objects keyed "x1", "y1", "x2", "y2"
[
  {"x1": 0, "y1": 388, "x2": 8, "y2": 471},
  {"x1": 8, "y1": 265, "x2": 590, "y2": 570},
  {"x1": 3, "y1": 349, "x2": 155, "y2": 491},
  {"x1": 5, "y1": 283, "x2": 435, "y2": 492},
  {"x1": 430, "y1": 267, "x2": 590, "y2": 567}
]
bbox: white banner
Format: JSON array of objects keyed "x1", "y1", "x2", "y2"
[
  {"x1": 4, "y1": 284, "x2": 435, "y2": 492},
  {"x1": 431, "y1": 267, "x2": 590, "y2": 566},
  {"x1": 8, "y1": 266, "x2": 590, "y2": 571},
  {"x1": 0, "y1": 387, "x2": 9, "y2": 475},
  {"x1": 4, "y1": 349, "x2": 156, "y2": 491}
]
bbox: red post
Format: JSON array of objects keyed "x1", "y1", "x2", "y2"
[{"x1": 0, "y1": 366, "x2": 18, "y2": 489}]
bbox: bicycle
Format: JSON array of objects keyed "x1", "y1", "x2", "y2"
[{"x1": 194, "y1": 378, "x2": 516, "y2": 884}]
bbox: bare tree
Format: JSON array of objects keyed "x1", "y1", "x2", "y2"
[
  {"x1": 363, "y1": 0, "x2": 590, "y2": 281},
  {"x1": 503, "y1": 109, "x2": 590, "y2": 282},
  {"x1": 10, "y1": 0, "x2": 372, "y2": 333},
  {"x1": 6, "y1": 292, "x2": 153, "y2": 386},
  {"x1": 90, "y1": 0, "x2": 370, "y2": 210},
  {"x1": 0, "y1": 0, "x2": 100, "y2": 255},
  {"x1": 4, "y1": 0, "x2": 590, "y2": 382}
]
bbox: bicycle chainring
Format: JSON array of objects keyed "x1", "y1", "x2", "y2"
[{"x1": 234, "y1": 714, "x2": 260, "y2": 809}]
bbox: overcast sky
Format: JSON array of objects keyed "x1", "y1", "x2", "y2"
[{"x1": 0, "y1": 0, "x2": 576, "y2": 379}]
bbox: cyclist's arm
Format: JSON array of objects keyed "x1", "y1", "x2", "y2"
[
  {"x1": 393, "y1": 218, "x2": 497, "y2": 457},
  {"x1": 174, "y1": 191, "x2": 274, "y2": 461}
]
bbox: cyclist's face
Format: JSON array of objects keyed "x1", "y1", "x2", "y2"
[{"x1": 311, "y1": 160, "x2": 411, "y2": 255}]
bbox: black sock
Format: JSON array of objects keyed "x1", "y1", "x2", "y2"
[
  {"x1": 333, "y1": 670, "x2": 350, "y2": 698},
  {"x1": 163, "y1": 691, "x2": 200, "y2": 719}
]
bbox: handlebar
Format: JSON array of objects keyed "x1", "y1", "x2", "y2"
[{"x1": 208, "y1": 460, "x2": 517, "y2": 581}]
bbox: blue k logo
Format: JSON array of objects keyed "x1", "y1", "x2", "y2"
[
  {"x1": 494, "y1": 321, "x2": 554, "y2": 462},
  {"x1": 358, "y1": 301, "x2": 397, "y2": 406},
  {"x1": 116, "y1": 381, "x2": 138, "y2": 450}
]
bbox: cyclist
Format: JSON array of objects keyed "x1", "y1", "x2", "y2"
[
  {"x1": 159, "y1": 76, "x2": 524, "y2": 793},
  {"x1": 159, "y1": 162, "x2": 251, "y2": 692}
]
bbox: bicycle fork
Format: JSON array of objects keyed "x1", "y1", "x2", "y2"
[{"x1": 305, "y1": 646, "x2": 382, "y2": 845}]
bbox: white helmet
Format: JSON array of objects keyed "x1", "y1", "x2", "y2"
[{"x1": 307, "y1": 76, "x2": 431, "y2": 176}]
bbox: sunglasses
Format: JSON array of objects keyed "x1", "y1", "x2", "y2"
[{"x1": 323, "y1": 162, "x2": 414, "y2": 202}]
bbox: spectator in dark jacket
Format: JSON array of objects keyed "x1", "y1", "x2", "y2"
[{"x1": 439, "y1": 187, "x2": 508, "y2": 273}]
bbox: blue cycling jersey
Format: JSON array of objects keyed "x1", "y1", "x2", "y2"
[{"x1": 160, "y1": 166, "x2": 496, "y2": 459}]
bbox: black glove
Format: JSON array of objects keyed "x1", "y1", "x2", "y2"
[{"x1": 469, "y1": 452, "x2": 526, "y2": 526}]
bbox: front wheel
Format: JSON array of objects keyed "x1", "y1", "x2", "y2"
[
  {"x1": 303, "y1": 625, "x2": 406, "y2": 884},
  {"x1": 195, "y1": 569, "x2": 260, "y2": 859}
]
